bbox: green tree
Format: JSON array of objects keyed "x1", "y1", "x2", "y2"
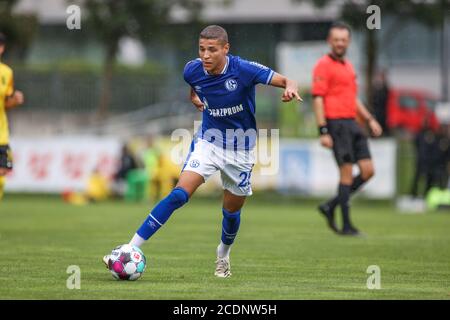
[
  {"x1": 0, "y1": 0, "x2": 37, "y2": 61},
  {"x1": 79, "y1": 0, "x2": 203, "y2": 117},
  {"x1": 296, "y1": 0, "x2": 449, "y2": 106}
]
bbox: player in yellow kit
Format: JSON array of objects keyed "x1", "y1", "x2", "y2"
[{"x1": 0, "y1": 33, "x2": 24, "y2": 200}]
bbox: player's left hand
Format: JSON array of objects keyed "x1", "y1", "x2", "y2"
[
  {"x1": 15, "y1": 91, "x2": 24, "y2": 105},
  {"x1": 6, "y1": 90, "x2": 24, "y2": 108},
  {"x1": 368, "y1": 118, "x2": 383, "y2": 137},
  {"x1": 282, "y1": 87, "x2": 302, "y2": 102}
]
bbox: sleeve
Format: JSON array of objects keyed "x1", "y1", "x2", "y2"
[
  {"x1": 239, "y1": 58, "x2": 274, "y2": 86},
  {"x1": 311, "y1": 61, "x2": 329, "y2": 97},
  {"x1": 183, "y1": 59, "x2": 197, "y2": 85},
  {"x1": 6, "y1": 70, "x2": 14, "y2": 97}
]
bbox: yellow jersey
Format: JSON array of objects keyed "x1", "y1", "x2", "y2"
[{"x1": 0, "y1": 62, "x2": 14, "y2": 145}]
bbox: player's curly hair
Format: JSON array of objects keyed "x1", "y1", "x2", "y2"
[{"x1": 199, "y1": 25, "x2": 228, "y2": 44}]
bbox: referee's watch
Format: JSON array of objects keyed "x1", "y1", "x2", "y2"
[{"x1": 318, "y1": 125, "x2": 329, "y2": 136}]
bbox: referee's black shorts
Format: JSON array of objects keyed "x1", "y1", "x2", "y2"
[
  {"x1": 0, "y1": 145, "x2": 13, "y2": 170},
  {"x1": 327, "y1": 118, "x2": 371, "y2": 166}
]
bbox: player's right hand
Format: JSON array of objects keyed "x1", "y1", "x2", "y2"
[
  {"x1": 191, "y1": 96, "x2": 205, "y2": 112},
  {"x1": 320, "y1": 134, "x2": 333, "y2": 149},
  {"x1": 190, "y1": 89, "x2": 204, "y2": 111}
]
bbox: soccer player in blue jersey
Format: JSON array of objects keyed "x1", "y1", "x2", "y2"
[{"x1": 104, "y1": 25, "x2": 301, "y2": 277}]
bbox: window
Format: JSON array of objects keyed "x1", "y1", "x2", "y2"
[
  {"x1": 425, "y1": 98, "x2": 437, "y2": 111},
  {"x1": 399, "y1": 95, "x2": 419, "y2": 110}
]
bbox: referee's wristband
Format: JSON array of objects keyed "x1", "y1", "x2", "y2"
[{"x1": 318, "y1": 125, "x2": 329, "y2": 136}]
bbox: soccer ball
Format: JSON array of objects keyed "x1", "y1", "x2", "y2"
[{"x1": 107, "y1": 244, "x2": 146, "y2": 281}]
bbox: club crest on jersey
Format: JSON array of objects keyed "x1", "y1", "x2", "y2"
[
  {"x1": 225, "y1": 78, "x2": 238, "y2": 92},
  {"x1": 190, "y1": 159, "x2": 200, "y2": 168}
]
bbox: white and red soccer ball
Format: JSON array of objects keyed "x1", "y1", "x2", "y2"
[{"x1": 107, "y1": 244, "x2": 146, "y2": 281}]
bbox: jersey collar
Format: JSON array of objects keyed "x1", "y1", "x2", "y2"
[
  {"x1": 204, "y1": 56, "x2": 229, "y2": 75},
  {"x1": 328, "y1": 53, "x2": 346, "y2": 65}
]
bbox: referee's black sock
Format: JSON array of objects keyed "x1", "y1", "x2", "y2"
[
  {"x1": 351, "y1": 175, "x2": 366, "y2": 193},
  {"x1": 326, "y1": 175, "x2": 367, "y2": 210},
  {"x1": 338, "y1": 184, "x2": 352, "y2": 229}
]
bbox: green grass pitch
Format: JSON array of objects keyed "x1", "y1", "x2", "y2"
[{"x1": 0, "y1": 194, "x2": 449, "y2": 299}]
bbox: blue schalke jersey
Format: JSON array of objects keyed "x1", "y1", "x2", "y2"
[{"x1": 183, "y1": 54, "x2": 274, "y2": 150}]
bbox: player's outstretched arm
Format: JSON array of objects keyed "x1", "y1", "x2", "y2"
[
  {"x1": 356, "y1": 98, "x2": 383, "y2": 137},
  {"x1": 5, "y1": 90, "x2": 24, "y2": 109},
  {"x1": 269, "y1": 73, "x2": 302, "y2": 102}
]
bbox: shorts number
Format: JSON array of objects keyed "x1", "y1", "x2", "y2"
[{"x1": 238, "y1": 171, "x2": 252, "y2": 188}]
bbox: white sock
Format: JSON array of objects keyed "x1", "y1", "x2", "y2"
[
  {"x1": 217, "y1": 241, "x2": 231, "y2": 258},
  {"x1": 129, "y1": 233, "x2": 146, "y2": 248}
]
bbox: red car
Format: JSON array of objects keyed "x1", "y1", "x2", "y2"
[{"x1": 386, "y1": 88, "x2": 440, "y2": 134}]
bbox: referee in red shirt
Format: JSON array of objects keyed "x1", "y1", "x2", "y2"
[{"x1": 312, "y1": 22, "x2": 383, "y2": 236}]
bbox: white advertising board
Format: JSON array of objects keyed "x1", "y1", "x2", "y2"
[
  {"x1": 5, "y1": 136, "x2": 121, "y2": 193},
  {"x1": 277, "y1": 139, "x2": 396, "y2": 198},
  {"x1": 4, "y1": 136, "x2": 396, "y2": 198}
]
